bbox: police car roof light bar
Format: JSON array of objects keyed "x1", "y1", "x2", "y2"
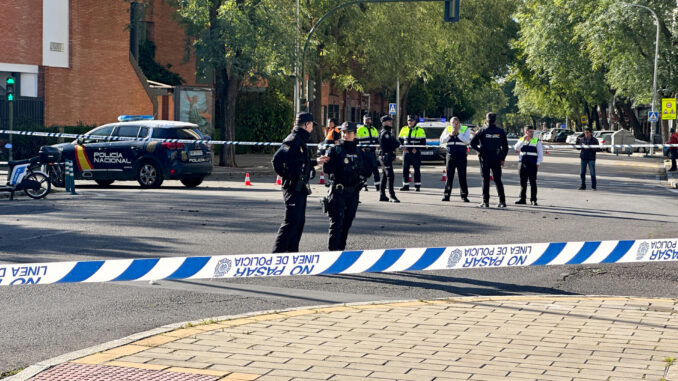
[{"x1": 118, "y1": 115, "x2": 155, "y2": 122}]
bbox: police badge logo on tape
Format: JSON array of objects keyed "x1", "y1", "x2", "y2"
[
  {"x1": 447, "y1": 249, "x2": 462, "y2": 268},
  {"x1": 214, "y1": 258, "x2": 232, "y2": 277},
  {"x1": 636, "y1": 242, "x2": 649, "y2": 261}
]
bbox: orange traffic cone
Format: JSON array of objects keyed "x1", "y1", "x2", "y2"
[
  {"x1": 441, "y1": 169, "x2": 447, "y2": 182},
  {"x1": 318, "y1": 171, "x2": 325, "y2": 185},
  {"x1": 408, "y1": 169, "x2": 413, "y2": 183},
  {"x1": 244, "y1": 173, "x2": 252, "y2": 186},
  {"x1": 545, "y1": 149, "x2": 550, "y2": 155},
  {"x1": 275, "y1": 175, "x2": 282, "y2": 185}
]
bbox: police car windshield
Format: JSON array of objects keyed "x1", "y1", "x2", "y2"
[
  {"x1": 423, "y1": 127, "x2": 445, "y2": 137},
  {"x1": 152, "y1": 127, "x2": 203, "y2": 140}
]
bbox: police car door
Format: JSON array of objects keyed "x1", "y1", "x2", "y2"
[
  {"x1": 107, "y1": 125, "x2": 143, "y2": 180},
  {"x1": 76, "y1": 125, "x2": 115, "y2": 180}
]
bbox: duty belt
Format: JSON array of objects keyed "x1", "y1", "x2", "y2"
[
  {"x1": 334, "y1": 184, "x2": 359, "y2": 192},
  {"x1": 522, "y1": 152, "x2": 539, "y2": 156},
  {"x1": 447, "y1": 142, "x2": 468, "y2": 146}
]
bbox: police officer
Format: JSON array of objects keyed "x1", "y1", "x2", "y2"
[
  {"x1": 470, "y1": 112, "x2": 509, "y2": 208},
  {"x1": 439, "y1": 116, "x2": 471, "y2": 202},
  {"x1": 272, "y1": 112, "x2": 329, "y2": 253},
  {"x1": 514, "y1": 125, "x2": 543, "y2": 206},
  {"x1": 378, "y1": 115, "x2": 400, "y2": 203},
  {"x1": 357, "y1": 114, "x2": 380, "y2": 192},
  {"x1": 399, "y1": 115, "x2": 426, "y2": 191},
  {"x1": 323, "y1": 122, "x2": 373, "y2": 251},
  {"x1": 319, "y1": 118, "x2": 340, "y2": 156}
]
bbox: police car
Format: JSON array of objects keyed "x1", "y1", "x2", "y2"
[
  {"x1": 44, "y1": 116, "x2": 213, "y2": 188},
  {"x1": 415, "y1": 118, "x2": 448, "y2": 161}
]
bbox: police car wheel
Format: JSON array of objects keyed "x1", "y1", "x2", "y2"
[
  {"x1": 180, "y1": 177, "x2": 204, "y2": 188},
  {"x1": 137, "y1": 161, "x2": 163, "y2": 188},
  {"x1": 95, "y1": 180, "x2": 115, "y2": 187}
]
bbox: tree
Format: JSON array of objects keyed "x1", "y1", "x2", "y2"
[{"x1": 177, "y1": 0, "x2": 295, "y2": 166}]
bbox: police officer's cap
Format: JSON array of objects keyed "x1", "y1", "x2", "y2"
[
  {"x1": 363, "y1": 114, "x2": 372, "y2": 120},
  {"x1": 486, "y1": 112, "x2": 497, "y2": 124},
  {"x1": 339, "y1": 122, "x2": 358, "y2": 132},
  {"x1": 380, "y1": 115, "x2": 393, "y2": 123},
  {"x1": 407, "y1": 115, "x2": 418, "y2": 122},
  {"x1": 296, "y1": 112, "x2": 317, "y2": 126}
]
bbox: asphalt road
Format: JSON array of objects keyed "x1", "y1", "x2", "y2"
[{"x1": 0, "y1": 149, "x2": 676, "y2": 375}]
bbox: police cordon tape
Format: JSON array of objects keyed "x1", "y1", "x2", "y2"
[
  {"x1": 1, "y1": 129, "x2": 677, "y2": 150},
  {"x1": 1, "y1": 238, "x2": 677, "y2": 286}
]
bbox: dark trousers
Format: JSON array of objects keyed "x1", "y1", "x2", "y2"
[
  {"x1": 402, "y1": 153, "x2": 421, "y2": 186},
  {"x1": 580, "y1": 159, "x2": 596, "y2": 188},
  {"x1": 669, "y1": 150, "x2": 677, "y2": 170},
  {"x1": 273, "y1": 189, "x2": 307, "y2": 253},
  {"x1": 444, "y1": 154, "x2": 468, "y2": 198},
  {"x1": 365, "y1": 151, "x2": 380, "y2": 185},
  {"x1": 380, "y1": 155, "x2": 396, "y2": 196},
  {"x1": 328, "y1": 189, "x2": 360, "y2": 251},
  {"x1": 519, "y1": 161, "x2": 538, "y2": 202},
  {"x1": 480, "y1": 159, "x2": 505, "y2": 203}
]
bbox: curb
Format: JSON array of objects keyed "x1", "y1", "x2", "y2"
[{"x1": 9, "y1": 295, "x2": 678, "y2": 381}]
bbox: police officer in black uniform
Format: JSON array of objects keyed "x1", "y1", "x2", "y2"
[
  {"x1": 470, "y1": 112, "x2": 509, "y2": 208},
  {"x1": 377, "y1": 115, "x2": 400, "y2": 203},
  {"x1": 323, "y1": 122, "x2": 373, "y2": 251},
  {"x1": 272, "y1": 112, "x2": 329, "y2": 253}
]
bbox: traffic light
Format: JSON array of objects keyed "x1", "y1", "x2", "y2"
[
  {"x1": 6, "y1": 76, "x2": 15, "y2": 102},
  {"x1": 444, "y1": 0, "x2": 460, "y2": 22},
  {"x1": 307, "y1": 80, "x2": 316, "y2": 102}
]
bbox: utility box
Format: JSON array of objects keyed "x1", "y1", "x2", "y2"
[{"x1": 610, "y1": 129, "x2": 635, "y2": 154}]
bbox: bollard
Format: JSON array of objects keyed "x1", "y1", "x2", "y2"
[{"x1": 65, "y1": 160, "x2": 76, "y2": 195}]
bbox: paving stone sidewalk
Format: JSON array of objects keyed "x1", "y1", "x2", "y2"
[{"x1": 13, "y1": 296, "x2": 678, "y2": 381}]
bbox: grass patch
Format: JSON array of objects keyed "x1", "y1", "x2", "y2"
[{"x1": 0, "y1": 367, "x2": 26, "y2": 379}]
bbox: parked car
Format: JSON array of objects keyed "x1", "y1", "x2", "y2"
[
  {"x1": 43, "y1": 115, "x2": 213, "y2": 188},
  {"x1": 554, "y1": 129, "x2": 575, "y2": 142},
  {"x1": 566, "y1": 132, "x2": 584, "y2": 144},
  {"x1": 543, "y1": 128, "x2": 564, "y2": 142}
]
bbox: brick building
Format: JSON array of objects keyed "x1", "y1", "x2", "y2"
[{"x1": 0, "y1": 0, "x2": 201, "y2": 127}]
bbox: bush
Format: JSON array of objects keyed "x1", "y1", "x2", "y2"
[{"x1": 235, "y1": 86, "x2": 293, "y2": 154}]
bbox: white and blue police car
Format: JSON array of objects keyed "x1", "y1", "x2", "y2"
[{"x1": 43, "y1": 115, "x2": 213, "y2": 188}]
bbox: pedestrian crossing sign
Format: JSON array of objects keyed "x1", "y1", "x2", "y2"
[
  {"x1": 662, "y1": 98, "x2": 676, "y2": 120},
  {"x1": 648, "y1": 111, "x2": 659, "y2": 122},
  {"x1": 389, "y1": 103, "x2": 397, "y2": 115}
]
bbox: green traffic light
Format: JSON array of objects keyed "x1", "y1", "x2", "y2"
[
  {"x1": 6, "y1": 77, "x2": 15, "y2": 85},
  {"x1": 7, "y1": 93, "x2": 14, "y2": 101}
]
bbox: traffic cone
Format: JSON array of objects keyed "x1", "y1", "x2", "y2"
[
  {"x1": 490, "y1": 175, "x2": 494, "y2": 182},
  {"x1": 275, "y1": 175, "x2": 282, "y2": 185},
  {"x1": 244, "y1": 173, "x2": 252, "y2": 186},
  {"x1": 441, "y1": 169, "x2": 447, "y2": 182},
  {"x1": 408, "y1": 169, "x2": 413, "y2": 183},
  {"x1": 545, "y1": 149, "x2": 550, "y2": 155},
  {"x1": 318, "y1": 171, "x2": 325, "y2": 185}
]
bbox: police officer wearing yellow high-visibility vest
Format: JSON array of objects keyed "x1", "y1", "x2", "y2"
[
  {"x1": 514, "y1": 125, "x2": 543, "y2": 206},
  {"x1": 399, "y1": 115, "x2": 426, "y2": 191},
  {"x1": 439, "y1": 116, "x2": 471, "y2": 202},
  {"x1": 356, "y1": 114, "x2": 380, "y2": 192}
]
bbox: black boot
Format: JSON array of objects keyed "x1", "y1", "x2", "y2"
[
  {"x1": 389, "y1": 194, "x2": 400, "y2": 203},
  {"x1": 515, "y1": 199, "x2": 527, "y2": 205},
  {"x1": 379, "y1": 192, "x2": 389, "y2": 202},
  {"x1": 400, "y1": 184, "x2": 410, "y2": 191},
  {"x1": 442, "y1": 195, "x2": 450, "y2": 202},
  {"x1": 415, "y1": 186, "x2": 420, "y2": 192}
]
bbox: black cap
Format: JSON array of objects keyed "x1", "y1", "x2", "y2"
[
  {"x1": 363, "y1": 114, "x2": 372, "y2": 120},
  {"x1": 295, "y1": 112, "x2": 317, "y2": 126},
  {"x1": 407, "y1": 115, "x2": 418, "y2": 122},
  {"x1": 380, "y1": 115, "x2": 393, "y2": 123},
  {"x1": 339, "y1": 122, "x2": 357, "y2": 132}
]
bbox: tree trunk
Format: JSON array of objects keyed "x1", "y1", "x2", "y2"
[
  {"x1": 583, "y1": 102, "x2": 593, "y2": 129},
  {"x1": 224, "y1": 75, "x2": 239, "y2": 167},
  {"x1": 599, "y1": 104, "x2": 610, "y2": 130},
  {"x1": 621, "y1": 101, "x2": 645, "y2": 141},
  {"x1": 400, "y1": 82, "x2": 412, "y2": 127},
  {"x1": 591, "y1": 105, "x2": 601, "y2": 131},
  {"x1": 614, "y1": 102, "x2": 628, "y2": 130},
  {"x1": 215, "y1": 68, "x2": 227, "y2": 166},
  {"x1": 309, "y1": 63, "x2": 324, "y2": 143}
]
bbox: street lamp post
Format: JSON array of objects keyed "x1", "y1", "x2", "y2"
[{"x1": 618, "y1": 2, "x2": 660, "y2": 154}]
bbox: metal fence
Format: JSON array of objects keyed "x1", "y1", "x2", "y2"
[{"x1": 0, "y1": 97, "x2": 45, "y2": 127}]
